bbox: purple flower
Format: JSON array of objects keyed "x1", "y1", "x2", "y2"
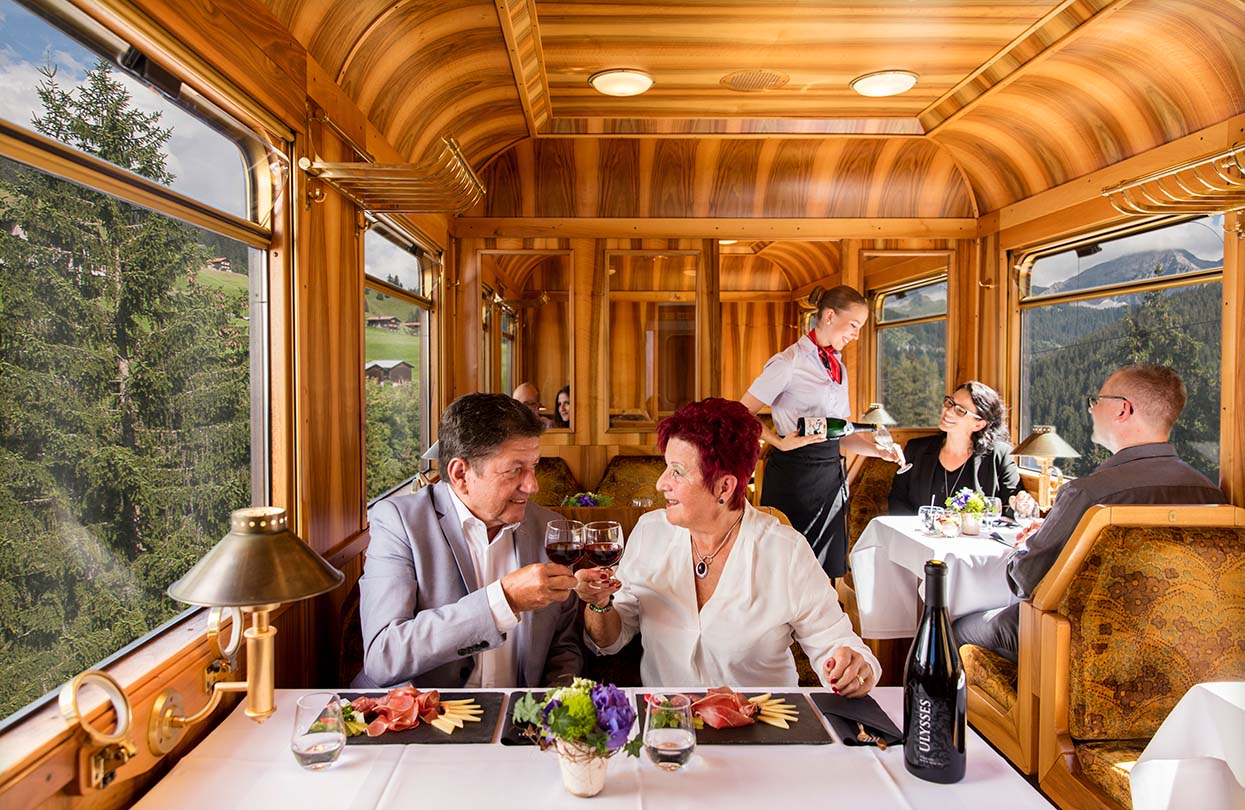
[
  {"x1": 591, "y1": 684, "x2": 636, "y2": 750},
  {"x1": 577, "y1": 494, "x2": 595, "y2": 506}
]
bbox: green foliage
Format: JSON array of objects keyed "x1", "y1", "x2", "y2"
[
  {"x1": 364, "y1": 379, "x2": 424, "y2": 501},
  {"x1": 878, "y1": 321, "x2": 946, "y2": 427},
  {"x1": 0, "y1": 62, "x2": 251, "y2": 717}
]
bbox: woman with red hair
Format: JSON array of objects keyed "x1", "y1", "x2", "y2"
[{"x1": 576, "y1": 398, "x2": 879, "y2": 690}]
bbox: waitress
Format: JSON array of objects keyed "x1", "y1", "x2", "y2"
[{"x1": 741, "y1": 286, "x2": 899, "y2": 580}]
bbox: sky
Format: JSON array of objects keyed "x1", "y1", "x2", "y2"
[
  {"x1": 1033, "y1": 213, "x2": 1226, "y2": 287},
  {"x1": 0, "y1": 0, "x2": 249, "y2": 218},
  {"x1": 364, "y1": 229, "x2": 423, "y2": 292}
]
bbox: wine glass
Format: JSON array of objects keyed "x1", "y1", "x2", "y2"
[
  {"x1": 643, "y1": 694, "x2": 696, "y2": 771},
  {"x1": 583, "y1": 521, "x2": 624, "y2": 588},
  {"x1": 874, "y1": 424, "x2": 912, "y2": 474},
  {"x1": 290, "y1": 692, "x2": 345, "y2": 771},
  {"x1": 983, "y1": 496, "x2": 1003, "y2": 527},
  {"x1": 544, "y1": 519, "x2": 584, "y2": 567}
]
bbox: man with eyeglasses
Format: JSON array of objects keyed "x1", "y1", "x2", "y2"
[{"x1": 952, "y1": 364, "x2": 1225, "y2": 663}]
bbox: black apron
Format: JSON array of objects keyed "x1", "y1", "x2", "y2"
[{"x1": 760, "y1": 439, "x2": 849, "y2": 578}]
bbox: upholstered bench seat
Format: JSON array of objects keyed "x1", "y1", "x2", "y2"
[
  {"x1": 1074, "y1": 739, "x2": 1146, "y2": 809},
  {"x1": 961, "y1": 644, "x2": 1018, "y2": 713},
  {"x1": 533, "y1": 457, "x2": 582, "y2": 507}
]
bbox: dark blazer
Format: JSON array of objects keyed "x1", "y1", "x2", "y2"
[
  {"x1": 353, "y1": 481, "x2": 582, "y2": 689},
  {"x1": 887, "y1": 434, "x2": 1022, "y2": 517}
]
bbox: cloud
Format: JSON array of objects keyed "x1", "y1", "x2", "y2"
[{"x1": 365, "y1": 231, "x2": 423, "y2": 291}]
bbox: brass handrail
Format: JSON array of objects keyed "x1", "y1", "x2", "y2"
[{"x1": 1103, "y1": 143, "x2": 1245, "y2": 226}]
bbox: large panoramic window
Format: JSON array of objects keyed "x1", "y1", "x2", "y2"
[
  {"x1": 0, "y1": 1, "x2": 270, "y2": 722},
  {"x1": 364, "y1": 227, "x2": 431, "y2": 502},
  {"x1": 875, "y1": 278, "x2": 948, "y2": 427},
  {"x1": 1019, "y1": 216, "x2": 1223, "y2": 480}
]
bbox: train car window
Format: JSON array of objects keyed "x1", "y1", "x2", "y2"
[
  {"x1": 606, "y1": 251, "x2": 699, "y2": 430},
  {"x1": 364, "y1": 228, "x2": 431, "y2": 503},
  {"x1": 874, "y1": 277, "x2": 949, "y2": 427},
  {"x1": 0, "y1": 0, "x2": 273, "y2": 727},
  {"x1": 1018, "y1": 215, "x2": 1224, "y2": 481}
]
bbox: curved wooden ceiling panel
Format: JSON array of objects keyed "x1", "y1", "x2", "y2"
[
  {"x1": 756, "y1": 241, "x2": 842, "y2": 290},
  {"x1": 721, "y1": 254, "x2": 792, "y2": 292},
  {"x1": 471, "y1": 138, "x2": 975, "y2": 218},
  {"x1": 933, "y1": 0, "x2": 1245, "y2": 212}
]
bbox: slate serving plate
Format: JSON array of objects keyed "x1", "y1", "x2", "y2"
[
  {"x1": 500, "y1": 690, "x2": 639, "y2": 746},
  {"x1": 340, "y1": 691, "x2": 504, "y2": 745},
  {"x1": 639, "y1": 692, "x2": 832, "y2": 745}
]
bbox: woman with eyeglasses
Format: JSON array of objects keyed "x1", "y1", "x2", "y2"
[{"x1": 887, "y1": 381, "x2": 1026, "y2": 518}]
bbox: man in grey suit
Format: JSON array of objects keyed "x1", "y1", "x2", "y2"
[{"x1": 354, "y1": 393, "x2": 582, "y2": 688}]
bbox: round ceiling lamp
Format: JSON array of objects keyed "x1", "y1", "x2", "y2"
[
  {"x1": 849, "y1": 70, "x2": 918, "y2": 97},
  {"x1": 589, "y1": 69, "x2": 654, "y2": 97}
]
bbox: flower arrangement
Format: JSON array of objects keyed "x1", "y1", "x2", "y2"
[
  {"x1": 511, "y1": 678, "x2": 640, "y2": 757},
  {"x1": 562, "y1": 491, "x2": 614, "y2": 508},
  {"x1": 945, "y1": 487, "x2": 987, "y2": 515}
]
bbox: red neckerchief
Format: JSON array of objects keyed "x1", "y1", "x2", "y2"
[{"x1": 808, "y1": 329, "x2": 842, "y2": 384}]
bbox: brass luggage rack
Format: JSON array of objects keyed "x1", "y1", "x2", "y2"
[{"x1": 1103, "y1": 143, "x2": 1245, "y2": 235}]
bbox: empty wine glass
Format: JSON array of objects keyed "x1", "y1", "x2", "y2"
[
  {"x1": 874, "y1": 425, "x2": 912, "y2": 474},
  {"x1": 643, "y1": 694, "x2": 696, "y2": 771},
  {"x1": 291, "y1": 692, "x2": 345, "y2": 771},
  {"x1": 544, "y1": 519, "x2": 584, "y2": 567},
  {"x1": 583, "y1": 521, "x2": 624, "y2": 588}
]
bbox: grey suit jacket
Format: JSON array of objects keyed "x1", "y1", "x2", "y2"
[{"x1": 353, "y1": 481, "x2": 582, "y2": 689}]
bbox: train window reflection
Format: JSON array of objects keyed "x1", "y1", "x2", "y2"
[{"x1": 1020, "y1": 216, "x2": 1223, "y2": 481}]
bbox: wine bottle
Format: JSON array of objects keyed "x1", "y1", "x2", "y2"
[
  {"x1": 795, "y1": 417, "x2": 877, "y2": 437},
  {"x1": 903, "y1": 559, "x2": 967, "y2": 783}
]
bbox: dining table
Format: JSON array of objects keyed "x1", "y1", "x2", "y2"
[
  {"x1": 132, "y1": 686, "x2": 1053, "y2": 809},
  {"x1": 850, "y1": 515, "x2": 1022, "y2": 639}
]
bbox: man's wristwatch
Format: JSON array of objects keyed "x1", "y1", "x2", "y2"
[{"x1": 586, "y1": 595, "x2": 614, "y2": 614}]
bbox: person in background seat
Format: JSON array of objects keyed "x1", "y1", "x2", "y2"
[
  {"x1": 953, "y1": 364, "x2": 1226, "y2": 662},
  {"x1": 513, "y1": 381, "x2": 553, "y2": 427}
]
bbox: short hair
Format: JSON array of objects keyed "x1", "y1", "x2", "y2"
[
  {"x1": 955, "y1": 381, "x2": 1010, "y2": 454},
  {"x1": 438, "y1": 393, "x2": 543, "y2": 468},
  {"x1": 656, "y1": 398, "x2": 762, "y2": 510},
  {"x1": 814, "y1": 285, "x2": 868, "y2": 320},
  {"x1": 1113, "y1": 364, "x2": 1186, "y2": 430}
]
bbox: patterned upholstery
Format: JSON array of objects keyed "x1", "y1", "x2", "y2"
[
  {"x1": 595, "y1": 455, "x2": 666, "y2": 506},
  {"x1": 961, "y1": 644, "x2": 1018, "y2": 713},
  {"x1": 847, "y1": 456, "x2": 896, "y2": 549},
  {"x1": 1073, "y1": 740, "x2": 1146, "y2": 809},
  {"x1": 532, "y1": 456, "x2": 582, "y2": 507},
  {"x1": 1057, "y1": 524, "x2": 1245, "y2": 741}
]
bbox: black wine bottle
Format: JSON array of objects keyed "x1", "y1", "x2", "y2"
[
  {"x1": 794, "y1": 417, "x2": 877, "y2": 437},
  {"x1": 902, "y1": 559, "x2": 967, "y2": 783}
]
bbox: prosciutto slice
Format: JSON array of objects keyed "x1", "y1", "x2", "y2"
[
  {"x1": 352, "y1": 686, "x2": 442, "y2": 736},
  {"x1": 689, "y1": 687, "x2": 759, "y2": 730}
]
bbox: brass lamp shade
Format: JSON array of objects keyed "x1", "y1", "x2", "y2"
[
  {"x1": 168, "y1": 507, "x2": 343, "y2": 607},
  {"x1": 859, "y1": 403, "x2": 897, "y2": 426},
  {"x1": 1013, "y1": 425, "x2": 1080, "y2": 459}
]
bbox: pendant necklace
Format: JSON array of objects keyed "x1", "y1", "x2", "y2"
[
  {"x1": 694, "y1": 511, "x2": 745, "y2": 579},
  {"x1": 942, "y1": 461, "x2": 966, "y2": 502}
]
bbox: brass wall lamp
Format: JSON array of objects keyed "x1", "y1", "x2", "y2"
[{"x1": 147, "y1": 506, "x2": 343, "y2": 755}]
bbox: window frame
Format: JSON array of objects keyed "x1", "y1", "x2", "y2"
[{"x1": 1012, "y1": 214, "x2": 1226, "y2": 475}]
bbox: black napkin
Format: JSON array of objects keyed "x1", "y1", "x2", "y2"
[{"x1": 810, "y1": 692, "x2": 903, "y2": 747}]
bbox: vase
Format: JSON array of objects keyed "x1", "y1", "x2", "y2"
[
  {"x1": 960, "y1": 513, "x2": 981, "y2": 536},
  {"x1": 555, "y1": 740, "x2": 608, "y2": 797}
]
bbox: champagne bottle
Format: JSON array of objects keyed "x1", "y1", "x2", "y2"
[
  {"x1": 795, "y1": 417, "x2": 877, "y2": 437},
  {"x1": 903, "y1": 559, "x2": 967, "y2": 783}
]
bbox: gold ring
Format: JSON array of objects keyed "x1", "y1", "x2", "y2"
[{"x1": 856, "y1": 674, "x2": 865, "y2": 687}]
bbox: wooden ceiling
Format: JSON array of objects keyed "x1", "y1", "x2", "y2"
[{"x1": 263, "y1": 0, "x2": 1245, "y2": 214}]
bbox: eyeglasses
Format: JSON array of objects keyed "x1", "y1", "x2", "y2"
[
  {"x1": 942, "y1": 396, "x2": 983, "y2": 420},
  {"x1": 1086, "y1": 394, "x2": 1132, "y2": 412}
]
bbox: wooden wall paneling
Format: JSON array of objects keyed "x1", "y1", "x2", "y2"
[
  {"x1": 452, "y1": 217, "x2": 978, "y2": 241},
  {"x1": 1222, "y1": 211, "x2": 1243, "y2": 506},
  {"x1": 948, "y1": 242, "x2": 975, "y2": 388},
  {"x1": 698, "y1": 239, "x2": 721, "y2": 398},
  {"x1": 841, "y1": 240, "x2": 865, "y2": 420}
]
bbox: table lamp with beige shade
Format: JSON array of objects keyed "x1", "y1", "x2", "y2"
[
  {"x1": 859, "y1": 402, "x2": 898, "y2": 426},
  {"x1": 1012, "y1": 426, "x2": 1080, "y2": 511}
]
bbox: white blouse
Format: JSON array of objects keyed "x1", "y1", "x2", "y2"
[
  {"x1": 747, "y1": 334, "x2": 850, "y2": 437},
  {"x1": 591, "y1": 505, "x2": 882, "y2": 688}
]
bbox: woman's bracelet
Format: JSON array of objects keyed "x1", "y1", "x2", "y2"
[{"x1": 586, "y1": 595, "x2": 614, "y2": 614}]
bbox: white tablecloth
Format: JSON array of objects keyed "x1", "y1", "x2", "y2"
[
  {"x1": 850, "y1": 515, "x2": 1020, "y2": 639},
  {"x1": 134, "y1": 688, "x2": 1051, "y2": 809},
  {"x1": 1130, "y1": 682, "x2": 1245, "y2": 810}
]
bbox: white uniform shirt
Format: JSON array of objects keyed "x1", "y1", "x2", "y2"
[
  {"x1": 589, "y1": 505, "x2": 881, "y2": 687},
  {"x1": 446, "y1": 486, "x2": 522, "y2": 687},
  {"x1": 747, "y1": 334, "x2": 850, "y2": 437}
]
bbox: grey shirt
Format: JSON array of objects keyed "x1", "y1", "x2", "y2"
[{"x1": 1007, "y1": 442, "x2": 1225, "y2": 598}]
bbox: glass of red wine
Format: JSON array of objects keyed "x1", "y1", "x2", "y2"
[
  {"x1": 544, "y1": 519, "x2": 584, "y2": 567},
  {"x1": 583, "y1": 521, "x2": 624, "y2": 588}
]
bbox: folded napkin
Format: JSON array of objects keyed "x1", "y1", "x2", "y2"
[{"x1": 810, "y1": 692, "x2": 904, "y2": 747}]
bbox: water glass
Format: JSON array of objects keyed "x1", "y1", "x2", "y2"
[
  {"x1": 643, "y1": 694, "x2": 696, "y2": 771},
  {"x1": 918, "y1": 505, "x2": 945, "y2": 534},
  {"x1": 291, "y1": 692, "x2": 345, "y2": 771},
  {"x1": 984, "y1": 496, "x2": 1003, "y2": 527}
]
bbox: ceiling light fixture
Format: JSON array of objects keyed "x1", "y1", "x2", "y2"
[
  {"x1": 850, "y1": 70, "x2": 918, "y2": 97},
  {"x1": 718, "y1": 240, "x2": 738, "y2": 245},
  {"x1": 589, "y1": 69, "x2": 654, "y2": 97}
]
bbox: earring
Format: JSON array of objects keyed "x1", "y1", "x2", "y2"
[{"x1": 718, "y1": 497, "x2": 725, "y2": 504}]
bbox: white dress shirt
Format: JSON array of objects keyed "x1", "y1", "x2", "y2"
[
  {"x1": 591, "y1": 505, "x2": 881, "y2": 687},
  {"x1": 747, "y1": 334, "x2": 850, "y2": 437},
  {"x1": 446, "y1": 486, "x2": 522, "y2": 687}
]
